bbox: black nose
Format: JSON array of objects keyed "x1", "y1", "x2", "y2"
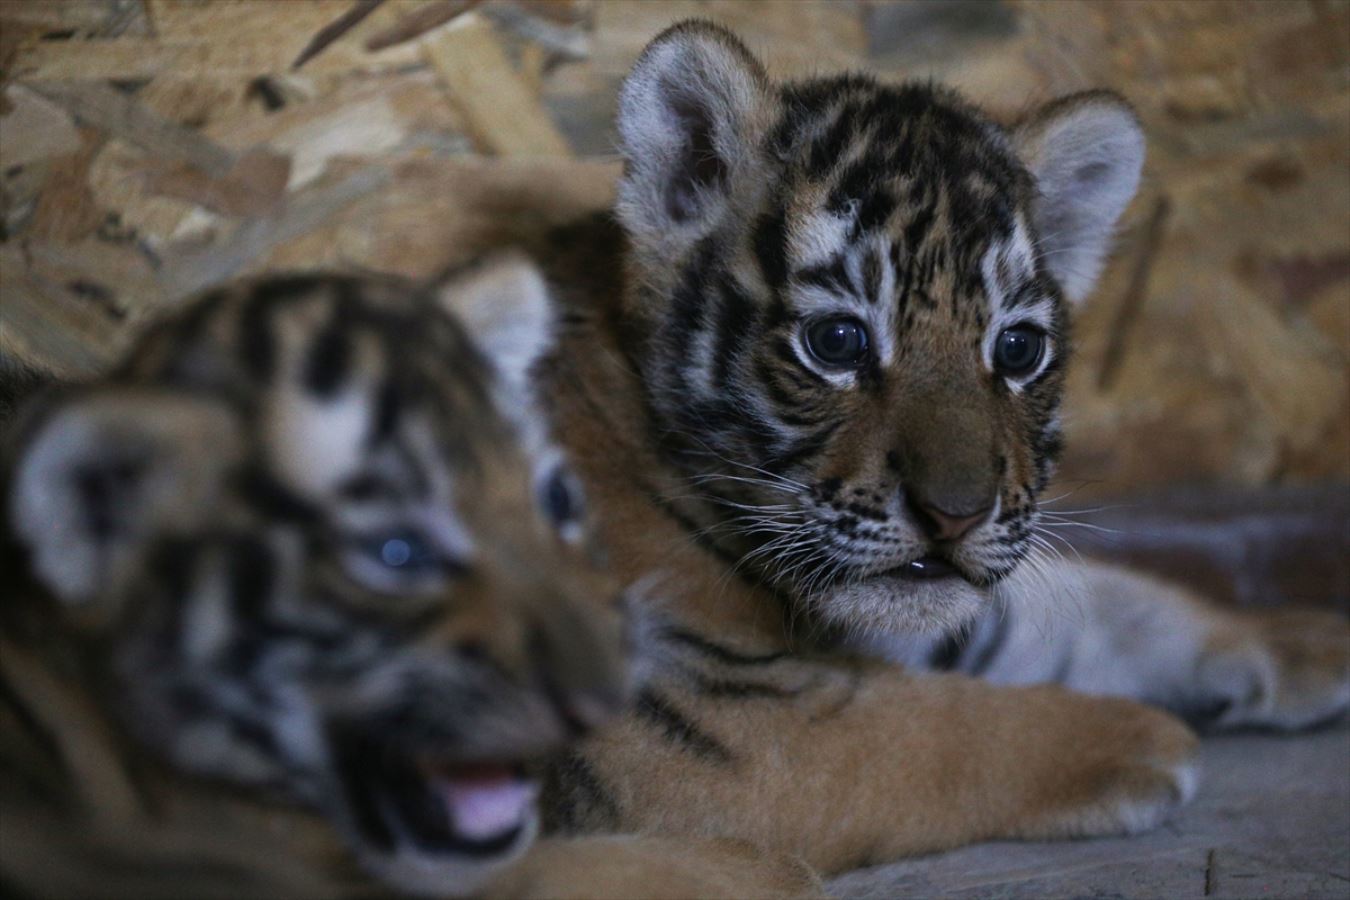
[{"x1": 906, "y1": 493, "x2": 992, "y2": 542}]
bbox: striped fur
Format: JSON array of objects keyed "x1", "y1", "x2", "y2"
[
  {"x1": 1, "y1": 264, "x2": 634, "y2": 897},
  {"x1": 530, "y1": 20, "x2": 1347, "y2": 880},
  {"x1": 607, "y1": 22, "x2": 1144, "y2": 638}
]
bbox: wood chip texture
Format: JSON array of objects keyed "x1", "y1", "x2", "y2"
[{"x1": 0, "y1": 0, "x2": 1346, "y2": 495}]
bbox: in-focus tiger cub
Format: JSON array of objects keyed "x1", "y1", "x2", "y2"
[
  {"x1": 0, "y1": 258, "x2": 634, "y2": 898},
  {"x1": 526, "y1": 20, "x2": 1350, "y2": 874}
]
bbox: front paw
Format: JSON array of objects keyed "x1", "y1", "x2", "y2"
[
  {"x1": 1019, "y1": 691, "x2": 1199, "y2": 840},
  {"x1": 1195, "y1": 609, "x2": 1350, "y2": 731}
]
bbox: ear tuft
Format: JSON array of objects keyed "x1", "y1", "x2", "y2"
[
  {"x1": 436, "y1": 251, "x2": 555, "y2": 390},
  {"x1": 616, "y1": 20, "x2": 770, "y2": 242},
  {"x1": 1014, "y1": 91, "x2": 1145, "y2": 304},
  {"x1": 8, "y1": 390, "x2": 241, "y2": 614}
]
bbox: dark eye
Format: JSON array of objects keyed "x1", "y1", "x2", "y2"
[
  {"x1": 993, "y1": 326, "x2": 1045, "y2": 378},
  {"x1": 365, "y1": 530, "x2": 439, "y2": 573},
  {"x1": 541, "y1": 466, "x2": 583, "y2": 527},
  {"x1": 804, "y1": 317, "x2": 869, "y2": 367}
]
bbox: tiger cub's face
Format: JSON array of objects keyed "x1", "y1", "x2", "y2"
[
  {"x1": 4, "y1": 260, "x2": 628, "y2": 896},
  {"x1": 614, "y1": 22, "x2": 1145, "y2": 636}
]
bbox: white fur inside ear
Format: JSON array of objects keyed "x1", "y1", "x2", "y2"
[
  {"x1": 1015, "y1": 94, "x2": 1145, "y2": 304},
  {"x1": 9, "y1": 391, "x2": 241, "y2": 610},
  {"x1": 615, "y1": 21, "x2": 768, "y2": 241},
  {"x1": 437, "y1": 252, "x2": 554, "y2": 389}
]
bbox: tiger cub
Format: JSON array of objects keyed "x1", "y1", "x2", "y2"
[
  {"x1": 526, "y1": 20, "x2": 1349, "y2": 875},
  {"x1": 0, "y1": 258, "x2": 633, "y2": 898}
]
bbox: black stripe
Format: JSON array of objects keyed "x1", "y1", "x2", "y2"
[
  {"x1": 165, "y1": 287, "x2": 228, "y2": 352},
  {"x1": 334, "y1": 737, "x2": 396, "y2": 853},
  {"x1": 862, "y1": 245, "x2": 883, "y2": 304},
  {"x1": 665, "y1": 628, "x2": 788, "y2": 666},
  {"x1": 641, "y1": 487, "x2": 799, "y2": 612},
  {"x1": 237, "y1": 291, "x2": 277, "y2": 381},
  {"x1": 767, "y1": 334, "x2": 815, "y2": 377},
  {"x1": 690, "y1": 675, "x2": 800, "y2": 700},
  {"x1": 668, "y1": 239, "x2": 716, "y2": 363},
  {"x1": 764, "y1": 419, "x2": 841, "y2": 473},
  {"x1": 856, "y1": 185, "x2": 897, "y2": 234},
  {"x1": 927, "y1": 633, "x2": 964, "y2": 670},
  {"x1": 795, "y1": 255, "x2": 853, "y2": 296},
  {"x1": 964, "y1": 609, "x2": 1010, "y2": 676},
  {"x1": 755, "y1": 357, "x2": 813, "y2": 418},
  {"x1": 236, "y1": 467, "x2": 321, "y2": 524},
  {"x1": 903, "y1": 198, "x2": 936, "y2": 255},
  {"x1": 753, "y1": 204, "x2": 790, "y2": 292},
  {"x1": 806, "y1": 100, "x2": 859, "y2": 178},
  {"x1": 370, "y1": 376, "x2": 402, "y2": 445},
  {"x1": 150, "y1": 538, "x2": 200, "y2": 601},
  {"x1": 228, "y1": 536, "x2": 275, "y2": 619},
  {"x1": 236, "y1": 274, "x2": 333, "y2": 381},
  {"x1": 671, "y1": 245, "x2": 711, "y2": 335},
  {"x1": 635, "y1": 688, "x2": 733, "y2": 763},
  {"x1": 542, "y1": 750, "x2": 620, "y2": 833},
  {"x1": 303, "y1": 320, "x2": 351, "y2": 397},
  {"x1": 830, "y1": 162, "x2": 896, "y2": 234},
  {"x1": 230, "y1": 714, "x2": 283, "y2": 758},
  {"x1": 712, "y1": 276, "x2": 759, "y2": 385}
]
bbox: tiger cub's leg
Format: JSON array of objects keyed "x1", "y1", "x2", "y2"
[
  {"x1": 870, "y1": 559, "x2": 1350, "y2": 731},
  {"x1": 546, "y1": 658, "x2": 1197, "y2": 875}
]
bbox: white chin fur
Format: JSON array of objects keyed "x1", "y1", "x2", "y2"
[
  {"x1": 359, "y1": 810, "x2": 538, "y2": 899},
  {"x1": 813, "y1": 575, "x2": 989, "y2": 638}
]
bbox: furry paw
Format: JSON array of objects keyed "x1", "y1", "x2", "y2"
[
  {"x1": 1193, "y1": 609, "x2": 1350, "y2": 731},
  {"x1": 1020, "y1": 691, "x2": 1200, "y2": 840}
]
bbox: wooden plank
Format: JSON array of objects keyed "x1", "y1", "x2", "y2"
[
  {"x1": 0, "y1": 86, "x2": 83, "y2": 168},
  {"x1": 421, "y1": 13, "x2": 572, "y2": 158},
  {"x1": 29, "y1": 81, "x2": 237, "y2": 175},
  {"x1": 10, "y1": 36, "x2": 424, "y2": 81},
  {"x1": 28, "y1": 82, "x2": 291, "y2": 219},
  {"x1": 0, "y1": 248, "x2": 130, "y2": 377},
  {"x1": 160, "y1": 165, "x2": 391, "y2": 299}
]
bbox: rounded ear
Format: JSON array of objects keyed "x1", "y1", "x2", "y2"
[
  {"x1": 616, "y1": 20, "x2": 772, "y2": 244},
  {"x1": 435, "y1": 250, "x2": 555, "y2": 391},
  {"x1": 1013, "y1": 91, "x2": 1145, "y2": 304},
  {"x1": 7, "y1": 388, "x2": 242, "y2": 617}
]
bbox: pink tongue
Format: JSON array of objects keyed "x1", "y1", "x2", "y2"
[{"x1": 438, "y1": 768, "x2": 536, "y2": 841}]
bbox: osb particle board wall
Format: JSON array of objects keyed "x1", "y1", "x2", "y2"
[{"x1": 1, "y1": 0, "x2": 1347, "y2": 498}]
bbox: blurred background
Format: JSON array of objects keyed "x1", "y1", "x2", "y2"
[{"x1": 2, "y1": 1, "x2": 1347, "y2": 601}]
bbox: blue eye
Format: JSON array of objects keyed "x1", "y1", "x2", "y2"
[
  {"x1": 365, "y1": 530, "x2": 438, "y2": 572},
  {"x1": 380, "y1": 538, "x2": 414, "y2": 567},
  {"x1": 344, "y1": 527, "x2": 466, "y2": 592}
]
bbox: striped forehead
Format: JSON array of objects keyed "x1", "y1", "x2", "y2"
[
  {"x1": 134, "y1": 280, "x2": 521, "y2": 498},
  {"x1": 782, "y1": 210, "x2": 1041, "y2": 355},
  {"x1": 789, "y1": 207, "x2": 855, "y2": 269},
  {"x1": 981, "y1": 216, "x2": 1053, "y2": 326}
]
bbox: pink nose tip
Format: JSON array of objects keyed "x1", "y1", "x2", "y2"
[{"x1": 916, "y1": 502, "x2": 991, "y2": 542}]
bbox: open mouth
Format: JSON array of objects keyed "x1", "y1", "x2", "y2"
[{"x1": 334, "y1": 733, "x2": 538, "y2": 859}]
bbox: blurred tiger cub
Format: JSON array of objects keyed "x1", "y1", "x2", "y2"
[{"x1": 0, "y1": 259, "x2": 638, "y2": 898}]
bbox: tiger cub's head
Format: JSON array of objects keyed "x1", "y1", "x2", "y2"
[
  {"x1": 4, "y1": 259, "x2": 629, "y2": 896},
  {"x1": 614, "y1": 21, "x2": 1144, "y2": 636}
]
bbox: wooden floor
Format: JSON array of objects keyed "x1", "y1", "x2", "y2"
[{"x1": 831, "y1": 725, "x2": 1350, "y2": 899}]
